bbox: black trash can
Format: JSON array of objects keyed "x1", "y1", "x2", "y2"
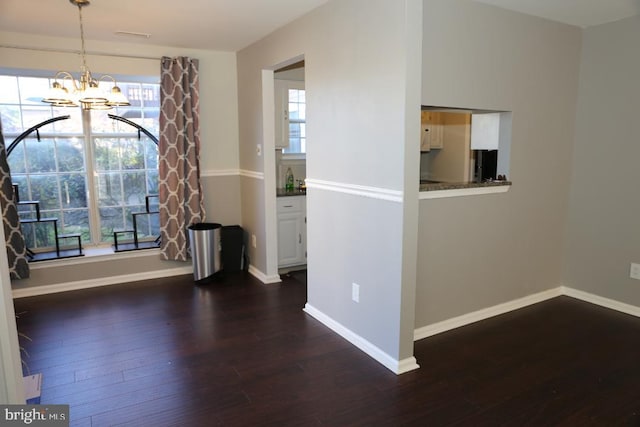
[
  {"x1": 221, "y1": 225, "x2": 245, "y2": 272},
  {"x1": 188, "y1": 222, "x2": 222, "y2": 282}
]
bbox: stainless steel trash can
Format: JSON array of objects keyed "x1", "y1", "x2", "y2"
[{"x1": 188, "y1": 222, "x2": 222, "y2": 282}]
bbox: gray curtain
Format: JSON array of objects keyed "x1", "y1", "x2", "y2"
[
  {"x1": 0, "y1": 118, "x2": 29, "y2": 279},
  {"x1": 158, "y1": 56, "x2": 206, "y2": 261}
]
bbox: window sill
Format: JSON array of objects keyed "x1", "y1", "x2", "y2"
[
  {"x1": 419, "y1": 181, "x2": 511, "y2": 199},
  {"x1": 27, "y1": 245, "x2": 161, "y2": 270}
]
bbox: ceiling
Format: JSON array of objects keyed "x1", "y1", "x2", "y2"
[
  {"x1": 0, "y1": 0, "x2": 329, "y2": 52},
  {"x1": 474, "y1": 0, "x2": 640, "y2": 28},
  {"x1": 1, "y1": 1, "x2": 638, "y2": 53}
]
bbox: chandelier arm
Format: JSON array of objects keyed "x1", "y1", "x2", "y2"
[{"x1": 53, "y1": 71, "x2": 82, "y2": 92}]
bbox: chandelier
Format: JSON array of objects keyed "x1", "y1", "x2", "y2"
[{"x1": 42, "y1": 0, "x2": 130, "y2": 110}]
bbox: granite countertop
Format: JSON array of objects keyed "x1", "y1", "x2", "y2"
[
  {"x1": 276, "y1": 188, "x2": 307, "y2": 197},
  {"x1": 420, "y1": 180, "x2": 512, "y2": 192}
]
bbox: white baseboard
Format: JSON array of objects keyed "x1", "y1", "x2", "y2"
[
  {"x1": 248, "y1": 264, "x2": 281, "y2": 284},
  {"x1": 562, "y1": 286, "x2": 640, "y2": 317},
  {"x1": 304, "y1": 303, "x2": 420, "y2": 375},
  {"x1": 12, "y1": 266, "x2": 193, "y2": 299},
  {"x1": 414, "y1": 286, "x2": 640, "y2": 342},
  {"x1": 414, "y1": 287, "x2": 563, "y2": 341}
]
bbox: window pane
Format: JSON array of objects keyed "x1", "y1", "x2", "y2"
[
  {"x1": 122, "y1": 172, "x2": 147, "y2": 205},
  {"x1": 131, "y1": 210, "x2": 160, "y2": 240},
  {"x1": 142, "y1": 84, "x2": 160, "y2": 108},
  {"x1": 25, "y1": 139, "x2": 56, "y2": 173},
  {"x1": 60, "y1": 173, "x2": 88, "y2": 208},
  {"x1": 20, "y1": 222, "x2": 57, "y2": 250},
  {"x1": 21, "y1": 107, "x2": 56, "y2": 130},
  {"x1": 0, "y1": 106, "x2": 22, "y2": 133},
  {"x1": 18, "y1": 77, "x2": 51, "y2": 105},
  {"x1": 99, "y1": 207, "x2": 125, "y2": 242},
  {"x1": 57, "y1": 138, "x2": 85, "y2": 172},
  {"x1": 146, "y1": 171, "x2": 159, "y2": 196},
  {"x1": 97, "y1": 173, "x2": 122, "y2": 206},
  {"x1": 283, "y1": 87, "x2": 306, "y2": 154},
  {"x1": 121, "y1": 138, "x2": 145, "y2": 170},
  {"x1": 95, "y1": 138, "x2": 121, "y2": 171},
  {"x1": 29, "y1": 174, "x2": 60, "y2": 210},
  {"x1": 7, "y1": 143, "x2": 26, "y2": 174},
  {"x1": 11, "y1": 176, "x2": 29, "y2": 206},
  {"x1": 0, "y1": 76, "x2": 20, "y2": 103},
  {"x1": 50, "y1": 109, "x2": 83, "y2": 133},
  {"x1": 145, "y1": 140, "x2": 159, "y2": 169},
  {"x1": 62, "y1": 209, "x2": 90, "y2": 243}
]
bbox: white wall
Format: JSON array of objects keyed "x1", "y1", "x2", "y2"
[
  {"x1": 416, "y1": 0, "x2": 582, "y2": 327},
  {"x1": 237, "y1": 0, "x2": 422, "y2": 372},
  {"x1": 563, "y1": 16, "x2": 640, "y2": 304}
]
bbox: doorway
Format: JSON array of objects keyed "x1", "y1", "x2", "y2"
[{"x1": 262, "y1": 56, "x2": 307, "y2": 284}]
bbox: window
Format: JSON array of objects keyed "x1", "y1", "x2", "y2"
[
  {"x1": 0, "y1": 73, "x2": 160, "y2": 251},
  {"x1": 284, "y1": 86, "x2": 306, "y2": 154},
  {"x1": 274, "y1": 79, "x2": 306, "y2": 155}
]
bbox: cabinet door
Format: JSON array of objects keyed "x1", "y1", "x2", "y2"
[
  {"x1": 274, "y1": 80, "x2": 289, "y2": 149},
  {"x1": 422, "y1": 111, "x2": 443, "y2": 150},
  {"x1": 430, "y1": 126, "x2": 443, "y2": 149},
  {"x1": 277, "y1": 212, "x2": 304, "y2": 266},
  {"x1": 420, "y1": 124, "x2": 431, "y2": 152}
]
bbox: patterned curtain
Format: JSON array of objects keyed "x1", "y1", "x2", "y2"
[
  {"x1": 158, "y1": 56, "x2": 206, "y2": 261},
  {"x1": 0, "y1": 118, "x2": 29, "y2": 279}
]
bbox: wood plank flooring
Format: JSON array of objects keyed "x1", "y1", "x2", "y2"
[{"x1": 13, "y1": 271, "x2": 640, "y2": 426}]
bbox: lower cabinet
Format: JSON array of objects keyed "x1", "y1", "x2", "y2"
[{"x1": 277, "y1": 196, "x2": 306, "y2": 268}]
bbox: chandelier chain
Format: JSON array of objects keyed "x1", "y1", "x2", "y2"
[{"x1": 77, "y1": 5, "x2": 89, "y2": 73}]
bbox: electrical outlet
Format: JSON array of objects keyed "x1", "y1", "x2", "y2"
[
  {"x1": 352, "y1": 283, "x2": 360, "y2": 303},
  {"x1": 630, "y1": 263, "x2": 640, "y2": 280},
  {"x1": 251, "y1": 234, "x2": 257, "y2": 248}
]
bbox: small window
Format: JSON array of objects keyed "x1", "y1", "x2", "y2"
[
  {"x1": 285, "y1": 87, "x2": 306, "y2": 154},
  {"x1": 274, "y1": 79, "x2": 306, "y2": 156}
]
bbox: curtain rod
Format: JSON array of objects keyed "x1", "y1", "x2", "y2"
[{"x1": 0, "y1": 44, "x2": 160, "y2": 61}]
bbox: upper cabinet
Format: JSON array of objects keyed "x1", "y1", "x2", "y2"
[
  {"x1": 420, "y1": 110, "x2": 443, "y2": 152},
  {"x1": 274, "y1": 79, "x2": 289, "y2": 149},
  {"x1": 420, "y1": 123, "x2": 431, "y2": 152}
]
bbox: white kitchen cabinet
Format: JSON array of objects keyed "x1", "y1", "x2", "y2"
[
  {"x1": 277, "y1": 196, "x2": 306, "y2": 267},
  {"x1": 420, "y1": 123, "x2": 432, "y2": 152},
  {"x1": 420, "y1": 111, "x2": 443, "y2": 151},
  {"x1": 274, "y1": 80, "x2": 288, "y2": 149},
  {"x1": 430, "y1": 112, "x2": 444, "y2": 149}
]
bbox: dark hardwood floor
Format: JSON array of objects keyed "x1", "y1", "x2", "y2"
[{"x1": 13, "y1": 271, "x2": 640, "y2": 426}]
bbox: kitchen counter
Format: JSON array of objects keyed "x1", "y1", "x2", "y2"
[
  {"x1": 420, "y1": 180, "x2": 511, "y2": 192},
  {"x1": 276, "y1": 188, "x2": 307, "y2": 197}
]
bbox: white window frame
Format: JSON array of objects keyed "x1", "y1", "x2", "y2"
[
  {"x1": 275, "y1": 79, "x2": 306, "y2": 159},
  {"x1": 0, "y1": 71, "x2": 160, "y2": 250}
]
